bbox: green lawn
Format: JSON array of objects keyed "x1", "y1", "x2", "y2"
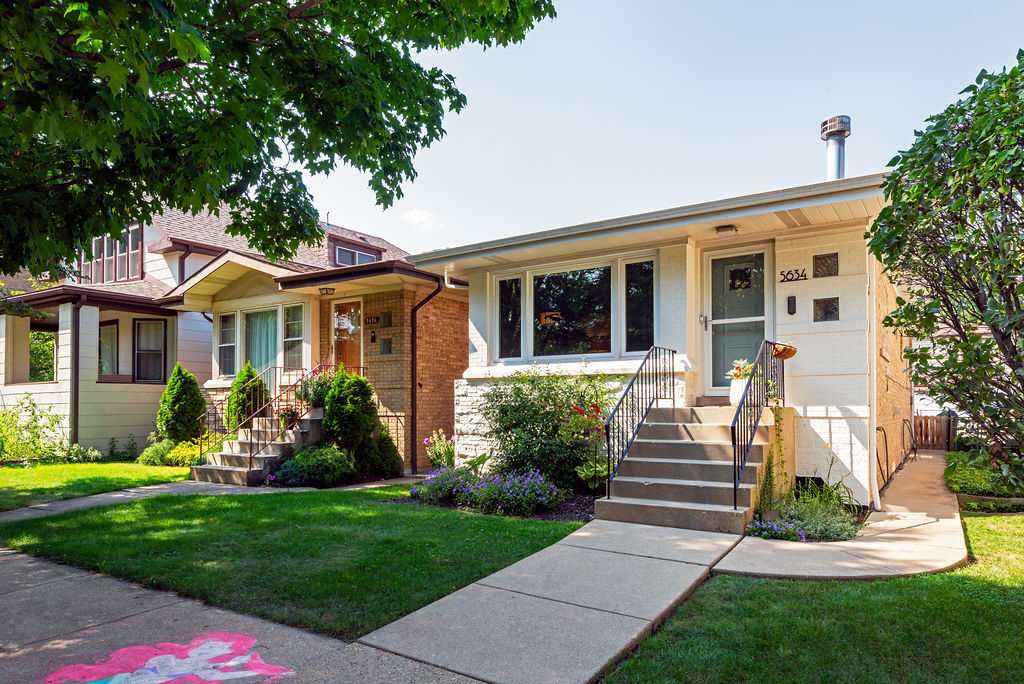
[
  {"x1": 0, "y1": 463, "x2": 190, "y2": 511},
  {"x1": 608, "y1": 514, "x2": 1024, "y2": 683},
  {"x1": 0, "y1": 486, "x2": 581, "y2": 640}
]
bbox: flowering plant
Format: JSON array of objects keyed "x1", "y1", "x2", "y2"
[
  {"x1": 295, "y1": 368, "x2": 335, "y2": 407},
  {"x1": 725, "y1": 359, "x2": 753, "y2": 381},
  {"x1": 745, "y1": 519, "x2": 807, "y2": 542},
  {"x1": 557, "y1": 404, "x2": 606, "y2": 450},
  {"x1": 424, "y1": 429, "x2": 456, "y2": 468},
  {"x1": 410, "y1": 466, "x2": 563, "y2": 517}
]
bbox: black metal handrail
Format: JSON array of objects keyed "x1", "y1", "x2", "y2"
[
  {"x1": 604, "y1": 346, "x2": 677, "y2": 498},
  {"x1": 730, "y1": 340, "x2": 786, "y2": 509}
]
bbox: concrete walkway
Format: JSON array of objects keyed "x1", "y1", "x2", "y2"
[
  {"x1": 359, "y1": 520, "x2": 740, "y2": 683},
  {"x1": 0, "y1": 476, "x2": 421, "y2": 524},
  {"x1": 714, "y1": 450, "x2": 968, "y2": 579}
]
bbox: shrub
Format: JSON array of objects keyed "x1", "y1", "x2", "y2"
[
  {"x1": 165, "y1": 440, "x2": 202, "y2": 467},
  {"x1": 746, "y1": 519, "x2": 807, "y2": 542},
  {"x1": 293, "y1": 443, "x2": 356, "y2": 488},
  {"x1": 137, "y1": 438, "x2": 176, "y2": 466},
  {"x1": 60, "y1": 443, "x2": 104, "y2": 463},
  {"x1": 0, "y1": 395, "x2": 64, "y2": 463},
  {"x1": 780, "y1": 495, "x2": 859, "y2": 542},
  {"x1": 376, "y1": 425, "x2": 405, "y2": 478},
  {"x1": 323, "y1": 371, "x2": 378, "y2": 449},
  {"x1": 226, "y1": 361, "x2": 268, "y2": 430},
  {"x1": 273, "y1": 459, "x2": 304, "y2": 487},
  {"x1": 156, "y1": 362, "x2": 206, "y2": 442},
  {"x1": 481, "y1": 366, "x2": 612, "y2": 488},
  {"x1": 944, "y1": 450, "x2": 1024, "y2": 497},
  {"x1": 425, "y1": 429, "x2": 455, "y2": 468},
  {"x1": 295, "y1": 368, "x2": 334, "y2": 407},
  {"x1": 409, "y1": 466, "x2": 563, "y2": 517},
  {"x1": 354, "y1": 438, "x2": 380, "y2": 474}
]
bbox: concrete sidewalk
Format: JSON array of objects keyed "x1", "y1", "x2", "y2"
[
  {"x1": 0, "y1": 548, "x2": 472, "y2": 683},
  {"x1": 360, "y1": 520, "x2": 740, "y2": 683},
  {"x1": 0, "y1": 476, "x2": 421, "y2": 524},
  {"x1": 714, "y1": 450, "x2": 968, "y2": 580}
]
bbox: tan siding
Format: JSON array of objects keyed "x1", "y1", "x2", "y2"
[{"x1": 874, "y1": 260, "x2": 914, "y2": 490}]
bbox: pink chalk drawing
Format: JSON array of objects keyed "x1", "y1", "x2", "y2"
[{"x1": 46, "y1": 632, "x2": 294, "y2": 684}]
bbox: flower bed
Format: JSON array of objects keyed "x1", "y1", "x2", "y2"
[{"x1": 409, "y1": 466, "x2": 564, "y2": 517}]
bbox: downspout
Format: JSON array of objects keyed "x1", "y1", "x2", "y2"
[
  {"x1": 868, "y1": 257, "x2": 882, "y2": 509},
  {"x1": 410, "y1": 278, "x2": 444, "y2": 474},
  {"x1": 70, "y1": 294, "x2": 86, "y2": 445},
  {"x1": 178, "y1": 244, "x2": 193, "y2": 284}
]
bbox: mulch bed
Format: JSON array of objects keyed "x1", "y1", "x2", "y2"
[{"x1": 381, "y1": 492, "x2": 597, "y2": 523}]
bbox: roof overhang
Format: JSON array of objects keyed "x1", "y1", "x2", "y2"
[
  {"x1": 158, "y1": 251, "x2": 302, "y2": 308},
  {"x1": 1, "y1": 285, "x2": 171, "y2": 317},
  {"x1": 148, "y1": 236, "x2": 225, "y2": 257},
  {"x1": 408, "y1": 173, "x2": 887, "y2": 277},
  {"x1": 275, "y1": 260, "x2": 466, "y2": 296}
]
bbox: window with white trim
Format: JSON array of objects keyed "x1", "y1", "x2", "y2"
[
  {"x1": 335, "y1": 246, "x2": 377, "y2": 266},
  {"x1": 134, "y1": 319, "x2": 166, "y2": 383},
  {"x1": 494, "y1": 256, "x2": 656, "y2": 362},
  {"x1": 283, "y1": 304, "x2": 303, "y2": 368},
  {"x1": 218, "y1": 313, "x2": 236, "y2": 377},
  {"x1": 77, "y1": 226, "x2": 143, "y2": 283}
]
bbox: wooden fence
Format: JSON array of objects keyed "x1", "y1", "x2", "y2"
[{"x1": 914, "y1": 414, "x2": 954, "y2": 450}]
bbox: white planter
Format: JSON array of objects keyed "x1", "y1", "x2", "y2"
[{"x1": 729, "y1": 378, "x2": 747, "y2": 406}]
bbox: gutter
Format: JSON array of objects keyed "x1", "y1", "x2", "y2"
[
  {"x1": 409, "y1": 277, "x2": 445, "y2": 474},
  {"x1": 70, "y1": 294, "x2": 86, "y2": 445}
]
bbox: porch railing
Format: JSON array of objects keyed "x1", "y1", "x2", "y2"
[
  {"x1": 604, "y1": 346, "x2": 676, "y2": 498},
  {"x1": 730, "y1": 340, "x2": 786, "y2": 509}
]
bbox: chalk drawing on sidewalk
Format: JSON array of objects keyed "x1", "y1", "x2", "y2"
[{"x1": 46, "y1": 631, "x2": 294, "y2": 683}]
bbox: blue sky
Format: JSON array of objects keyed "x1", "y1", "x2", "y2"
[{"x1": 303, "y1": 1, "x2": 1024, "y2": 255}]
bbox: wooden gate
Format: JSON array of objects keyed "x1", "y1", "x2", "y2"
[{"x1": 914, "y1": 415, "x2": 953, "y2": 450}]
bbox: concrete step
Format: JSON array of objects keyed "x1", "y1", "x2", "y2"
[
  {"x1": 236, "y1": 428, "x2": 304, "y2": 443},
  {"x1": 628, "y1": 439, "x2": 766, "y2": 463},
  {"x1": 695, "y1": 395, "x2": 730, "y2": 407},
  {"x1": 610, "y1": 476, "x2": 756, "y2": 507},
  {"x1": 190, "y1": 464, "x2": 264, "y2": 487},
  {"x1": 615, "y1": 456, "x2": 760, "y2": 484},
  {"x1": 647, "y1": 406, "x2": 772, "y2": 425},
  {"x1": 638, "y1": 422, "x2": 768, "y2": 443},
  {"x1": 594, "y1": 496, "x2": 752, "y2": 534},
  {"x1": 222, "y1": 439, "x2": 296, "y2": 456},
  {"x1": 204, "y1": 452, "x2": 281, "y2": 469}
]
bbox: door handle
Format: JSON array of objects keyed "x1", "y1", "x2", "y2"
[{"x1": 699, "y1": 313, "x2": 709, "y2": 331}]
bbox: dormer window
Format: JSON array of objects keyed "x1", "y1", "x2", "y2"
[
  {"x1": 78, "y1": 225, "x2": 143, "y2": 283},
  {"x1": 336, "y1": 246, "x2": 377, "y2": 266}
]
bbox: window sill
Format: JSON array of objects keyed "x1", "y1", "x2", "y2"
[
  {"x1": 97, "y1": 374, "x2": 133, "y2": 384},
  {"x1": 204, "y1": 378, "x2": 235, "y2": 389},
  {"x1": 465, "y1": 358, "x2": 649, "y2": 380},
  {"x1": 2, "y1": 380, "x2": 58, "y2": 386}
]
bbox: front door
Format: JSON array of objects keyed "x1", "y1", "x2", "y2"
[
  {"x1": 333, "y1": 300, "x2": 362, "y2": 371},
  {"x1": 704, "y1": 251, "x2": 767, "y2": 392}
]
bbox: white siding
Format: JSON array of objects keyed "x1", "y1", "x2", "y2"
[{"x1": 177, "y1": 311, "x2": 213, "y2": 384}]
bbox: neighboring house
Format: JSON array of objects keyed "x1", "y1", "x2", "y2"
[
  {"x1": 0, "y1": 213, "x2": 218, "y2": 451},
  {"x1": 408, "y1": 172, "x2": 913, "y2": 510},
  {"x1": 158, "y1": 224, "x2": 469, "y2": 473}
]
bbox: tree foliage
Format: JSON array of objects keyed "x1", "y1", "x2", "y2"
[
  {"x1": 0, "y1": 0, "x2": 556, "y2": 275},
  {"x1": 323, "y1": 370, "x2": 377, "y2": 450},
  {"x1": 867, "y1": 50, "x2": 1024, "y2": 477},
  {"x1": 226, "y1": 360, "x2": 267, "y2": 429},
  {"x1": 29, "y1": 330, "x2": 55, "y2": 382},
  {"x1": 157, "y1": 362, "x2": 206, "y2": 442}
]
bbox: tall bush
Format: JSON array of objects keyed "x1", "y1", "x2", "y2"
[
  {"x1": 481, "y1": 366, "x2": 612, "y2": 488},
  {"x1": 226, "y1": 361, "x2": 267, "y2": 430},
  {"x1": 156, "y1": 362, "x2": 206, "y2": 442},
  {"x1": 375, "y1": 424, "x2": 405, "y2": 477},
  {"x1": 323, "y1": 371, "x2": 378, "y2": 449}
]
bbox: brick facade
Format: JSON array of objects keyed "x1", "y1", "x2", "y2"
[{"x1": 873, "y1": 259, "x2": 914, "y2": 491}]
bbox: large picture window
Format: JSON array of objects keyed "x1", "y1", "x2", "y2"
[
  {"x1": 134, "y1": 319, "x2": 166, "y2": 383},
  {"x1": 283, "y1": 304, "x2": 303, "y2": 368},
  {"x1": 533, "y1": 266, "x2": 611, "y2": 356},
  {"x1": 494, "y1": 256, "x2": 655, "y2": 362},
  {"x1": 218, "y1": 314, "x2": 236, "y2": 377}
]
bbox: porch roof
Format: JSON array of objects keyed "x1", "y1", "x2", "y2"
[
  {"x1": 275, "y1": 260, "x2": 466, "y2": 295},
  {"x1": 407, "y1": 174, "x2": 887, "y2": 277},
  {"x1": 0, "y1": 284, "x2": 172, "y2": 319}
]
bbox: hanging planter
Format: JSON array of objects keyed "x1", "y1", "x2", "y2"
[{"x1": 772, "y1": 343, "x2": 797, "y2": 360}]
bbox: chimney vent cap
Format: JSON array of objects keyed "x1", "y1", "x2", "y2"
[{"x1": 820, "y1": 115, "x2": 851, "y2": 140}]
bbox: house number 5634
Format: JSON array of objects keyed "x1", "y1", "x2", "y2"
[{"x1": 779, "y1": 269, "x2": 807, "y2": 282}]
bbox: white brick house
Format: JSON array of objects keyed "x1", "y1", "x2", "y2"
[{"x1": 408, "y1": 173, "x2": 914, "y2": 507}]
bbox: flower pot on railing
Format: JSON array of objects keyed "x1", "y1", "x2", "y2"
[
  {"x1": 729, "y1": 378, "x2": 747, "y2": 406},
  {"x1": 772, "y1": 343, "x2": 797, "y2": 360}
]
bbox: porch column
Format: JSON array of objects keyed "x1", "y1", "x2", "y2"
[{"x1": 2, "y1": 314, "x2": 30, "y2": 384}]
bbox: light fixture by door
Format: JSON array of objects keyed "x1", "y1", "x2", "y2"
[{"x1": 318, "y1": 287, "x2": 335, "y2": 296}]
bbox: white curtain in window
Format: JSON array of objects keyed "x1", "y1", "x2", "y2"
[
  {"x1": 245, "y1": 310, "x2": 278, "y2": 372},
  {"x1": 135, "y1": 320, "x2": 165, "y2": 382}
]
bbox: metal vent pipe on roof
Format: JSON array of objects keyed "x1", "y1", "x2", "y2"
[{"x1": 821, "y1": 114, "x2": 851, "y2": 180}]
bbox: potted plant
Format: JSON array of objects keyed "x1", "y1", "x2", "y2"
[
  {"x1": 725, "y1": 359, "x2": 753, "y2": 406},
  {"x1": 277, "y1": 406, "x2": 301, "y2": 432}
]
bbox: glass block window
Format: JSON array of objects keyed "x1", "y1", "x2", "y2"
[
  {"x1": 813, "y1": 253, "x2": 839, "y2": 278},
  {"x1": 813, "y1": 297, "x2": 840, "y2": 322}
]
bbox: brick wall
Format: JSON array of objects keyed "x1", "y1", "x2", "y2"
[{"x1": 874, "y1": 259, "x2": 914, "y2": 490}]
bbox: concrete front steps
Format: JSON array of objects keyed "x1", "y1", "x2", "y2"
[
  {"x1": 595, "y1": 405, "x2": 773, "y2": 534},
  {"x1": 190, "y1": 411, "x2": 324, "y2": 486}
]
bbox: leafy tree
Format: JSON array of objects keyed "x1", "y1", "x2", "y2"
[
  {"x1": 868, "y1": 50, "x2": 1024, "y2": 481},
  {"x1": 323, "y1": 371, "x2": 377, "y2": 450},
  {"x1": 0, "y1": 0, "x2": 556, "y2": 275},
  {"x1": 226, "y1": 361, "x2": 267, "y2": 430},
  {"x1": 156, "y1": 362, "x2": 206, "y2": 442},
  {"x1": 29, "y1": 330, "x2": 55, "y2": 382}
]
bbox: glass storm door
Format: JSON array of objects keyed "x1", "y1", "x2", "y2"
[
  {"x1": 333, "y1": 301, "x2": 362, "y2": 371},
  {"x1": 707, "y1": 252, "x2": 766, "y2": 390}
]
